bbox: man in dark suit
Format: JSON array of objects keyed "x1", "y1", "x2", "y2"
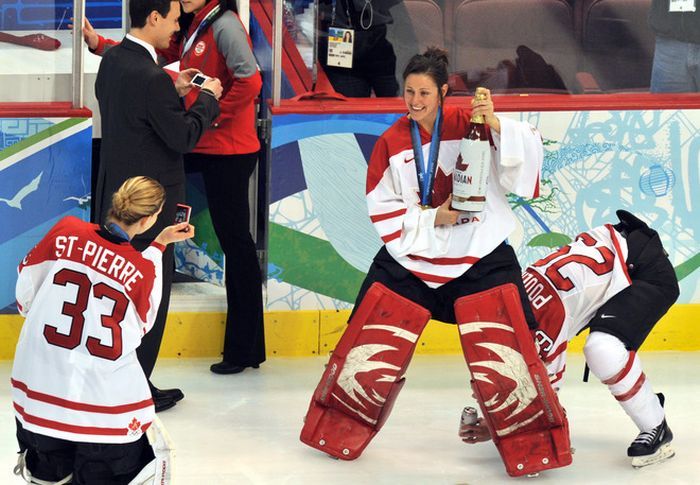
[{"x1": 95, "y1": 0, "x2": 222, "y2": 412}]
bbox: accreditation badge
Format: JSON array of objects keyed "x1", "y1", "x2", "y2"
[
  {"x1": 327, "y1": 27, "x2": 354, "y2": 68},
  {"x1": 669, "y1": 0, "x2": 696, "y2": 12}
]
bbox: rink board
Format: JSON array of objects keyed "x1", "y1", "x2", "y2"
[{"x1": 0, "y1": 304, "x2": 697, "y2": 359}]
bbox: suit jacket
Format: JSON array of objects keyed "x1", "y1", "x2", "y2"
[{"x1": 94, "y1": 36, "x2": 220, "y2": 241}]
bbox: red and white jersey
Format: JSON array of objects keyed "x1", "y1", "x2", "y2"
[
  {"x1": 12, "y1": 216, "x2": 163, "y2": 444},
  {"x1": 367, "y1": 105, "x2": 543, "y2": 288},
  {"x1": 523, "y1": 225, "x2": 632, "y2": 389}
]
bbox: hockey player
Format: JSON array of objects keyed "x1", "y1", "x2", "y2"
[
  {"x1": 11, "y1": 176, "x2": 193, "y2": 484},
  {"x1": 460, "y1": 210, "x2": 680, "y2": 468},
  {"x1": 300, "y1": 47, "x2": 552, "y2": 466}
]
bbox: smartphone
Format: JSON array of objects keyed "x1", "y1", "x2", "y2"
[
  {"x1": 174, "y1": 203, "x2": 192, "y2": 224},
  {"x1": 190, "y1": 73, "x2": 209, "y2": 87}
]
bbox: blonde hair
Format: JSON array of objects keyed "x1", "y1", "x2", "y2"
[{"x1": 107, "y1": 176, "x2": 165, "y2": 226}]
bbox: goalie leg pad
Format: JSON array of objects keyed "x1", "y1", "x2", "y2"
[
  {"x1": 128, "y1": 416, "x2": 174, "y2": 485},
  {"x1": 300, "y1": 282, "x2": 431, "y2": 460},
  {"x1": 455, "y1": 283, "x2": 572, "y2": 477}
]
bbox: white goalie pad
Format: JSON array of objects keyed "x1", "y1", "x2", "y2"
[{"x1": 129, "y1": 416, "x2": 175, "y2": 485}]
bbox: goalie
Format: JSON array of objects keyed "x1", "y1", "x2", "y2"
[
  {"x1": 460, "y1": 210, "x2": 680, "y2": 469},
  {"x1": 300, "y1": 48, "x2": 569, "y2": 476}
]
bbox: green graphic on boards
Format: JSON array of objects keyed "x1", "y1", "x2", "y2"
[{"x1": 269, "y1": 222, "x2": 365, "y2": 302}]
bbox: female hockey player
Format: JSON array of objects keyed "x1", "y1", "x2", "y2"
[
  {"x1": 460, "y1": 210, "x2": 680, "y2": 469},
  {"x1": 12, "y1": 176, "x2": 193, "y2": 484},
  {"x1": 300, "y1": 47, "x2": 545, "y2": 460}
]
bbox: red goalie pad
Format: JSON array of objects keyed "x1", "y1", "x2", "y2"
[
  {"x1": 455, "y1": 283, "x2": 572, "y2": 477},
  {"x1": 300, "y1": 282, "x2": 431, "y2": 460}
]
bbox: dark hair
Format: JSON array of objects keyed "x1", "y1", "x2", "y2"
[
  {"x1": 403, "y1": 47, "x2": 450, "y2": 98},
  {"x1": 177, "y1": 0, "x2": 238, "y2": 43},
  {"x1": 130, "y1": 0, "x2": 174, "y2": 29}
]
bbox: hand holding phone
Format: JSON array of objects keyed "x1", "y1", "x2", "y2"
[
  {"x1": 190, "y1": 73, "x2": 210, "y2": 87},
  {"x1": 175, "y1": 204, "x2": 192, "y2": 232}
]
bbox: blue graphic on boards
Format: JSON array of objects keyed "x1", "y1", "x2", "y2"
[
  {"x1": 639, "y1": 164, "x2": 676, "y2": 197},
  {"x1": 0, "y1": 0, "x2": 122, "y2": 30},
  {"x1": 0, "y1": 129, "x2": 92, "y2": 245},
  {"x1": 0, "y1": 118, "x2": 92, "y2": 313},
  {"x1": 0, "y1": 119, "x2": 54, "y2": 147}
]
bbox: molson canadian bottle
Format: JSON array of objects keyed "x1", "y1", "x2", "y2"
[{"x1": 452, "y1": 87, "x2": 490, "y2": 212}]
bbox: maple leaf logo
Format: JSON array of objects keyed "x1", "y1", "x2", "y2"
[
  {"x1": 455, "y1": 153, "x2": 469, "y2": 171},
  {"x1": 128, "y1": 417, "x2": 141, "y2": 434}
]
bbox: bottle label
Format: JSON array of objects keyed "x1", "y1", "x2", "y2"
[{"x1": 452, "y1": 138, "x2": 490, "y2": 211}]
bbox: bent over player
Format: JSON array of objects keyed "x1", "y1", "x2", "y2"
[
  {"x1": 460, "y1": 210, "x2": 680, "y2": 468},
  {"x1": 11, "y1": 177, "x2": 193, "y2": 484}
]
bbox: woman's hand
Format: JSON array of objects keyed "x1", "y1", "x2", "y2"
[
  {"x1": 434, "y1": 195, "x2": 460, "y2": 226},
  {"x1": 459, "y1": 417, "x2": 492, "y2": 444},
  {"x1": 154, "y1": 223, "x2": 195, "y2": 246},
  {"x1": 81, "y1": 18, "x2": 99, "y2": 50},
  {"x1": 69, "y1": 17, "x2": 99, "y2": 50},
  {"x1": 471, "y1": 87, "x2": 501, "y2": 134}
]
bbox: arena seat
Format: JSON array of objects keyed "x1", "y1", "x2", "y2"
[
  {"x1": 575, "y1": 0, "x2": 654, "y2": 92},
  {"x1": 450, "y1": 0, "x2": 579, "y2": 94},
  {"x1": 387, "y1": 0, "x2": 445, "y2": 88}
]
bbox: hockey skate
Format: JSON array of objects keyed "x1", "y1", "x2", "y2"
[{"x1": 628, "y1": 393, "x2": 674, "y2": 468}]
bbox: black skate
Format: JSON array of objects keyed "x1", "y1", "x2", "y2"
[{"x1": 627, "y1": 393, "x2": 674, "y2": 468}]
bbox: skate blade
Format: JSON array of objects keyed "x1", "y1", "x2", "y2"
[{"x1": 631, "y1": 443, "x2": 675, "y2": 468}]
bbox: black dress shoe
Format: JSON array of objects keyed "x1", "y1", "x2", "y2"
[
  {"x1": 154, "y1": 395, "x2": 177, "y2": 413},
  {"x1": 156, "y1": 387, "x2": 184, "y2": 403},
  {"x1": 210, "y1": 361, "x2": 260, "y2": 375},
  {"x1": 149, "y1": 384, "x2": 184, "y2": 403}
]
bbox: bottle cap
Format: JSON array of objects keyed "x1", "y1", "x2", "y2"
[{"x1": 471, "y1": 87, "x2": 488, "y2": 124}]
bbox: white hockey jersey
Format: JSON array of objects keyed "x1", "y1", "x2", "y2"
[
  {"x1": 367, "y1": 105, "x2": 543, "y2": 288},
  {"x1": 522, "y1": 224, "x2": 632, "y2": 389},
  {"x1": 12, "y1": 216, "x2": 163, "y2": 444}
]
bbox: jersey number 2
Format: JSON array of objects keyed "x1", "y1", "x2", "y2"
[
  {"x1": 43, "y1": 268, "x2": 128, "y2": 361},
  {"x1": 532, "y1": 232, "x2": 615, "y2": 291}
]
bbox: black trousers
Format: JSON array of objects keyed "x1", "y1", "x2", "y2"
[
  {"x1": 93, "y1": 151, "x2": 182, "y2": 379},
  {"x1": 353, "y1": 243, "x2": 538, "y2": 328},
  {"x1": 131, "y1": 240, "x2": 175, "y2": 377},
  {"x1": 185, "y1": 152, "x2": 266, "y2": 366},
  {"x1": 16, "y1": 420, "x2": 154, "y2": 485},
  {"x1": 588, "y1": 225, "x2": 680, "y2": 350}
]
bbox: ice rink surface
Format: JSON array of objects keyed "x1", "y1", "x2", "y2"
[{"x1": 1, "y1": 352, "x2": 698, "y2": 484}]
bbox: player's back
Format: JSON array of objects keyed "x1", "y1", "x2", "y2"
[
  {"x1": 523, "y1": 224, "x2": 632, "y2": 386},
  {"x1": 12, "y1": 216, "x2": 160, "y2": 444}
]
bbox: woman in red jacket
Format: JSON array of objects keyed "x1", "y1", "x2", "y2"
[
  {"x1": 87, "y1": 0, "x2": 265, "y2": 375},
  {"x1": 176, "y1": 0, "x2": 265, "y2": 375}
]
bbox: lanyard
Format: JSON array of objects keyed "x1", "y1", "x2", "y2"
[
  {"x1": 330, "y1": 0, "x2": 353, "y2": 28},
  {"x1": 182, "y1": 5, "x2": 221, "y2": 56},
  {"x1": 410, "y1": 109, "x2": 442, "y2": 207},
  {"x1": 105, "y1": 222, "x2": 131, "y2": 241}
]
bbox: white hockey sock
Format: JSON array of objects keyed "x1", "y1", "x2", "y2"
[{"x1": 583, "y1": 332, "x2": 664, "y2": 432}]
